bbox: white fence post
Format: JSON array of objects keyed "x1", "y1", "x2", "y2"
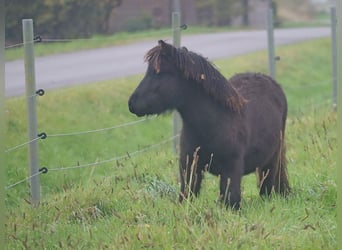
[
  {"x1": 172, "y1": 2, "x2": 182, "y2": 153},
  {"x1": 0, "y1": 3, "x2": 6, "y2": 246},
  {"x1": 330, "y1": 6, "x2": 337, "y2": 110},
  {"x1": 22, "y1": 19, "x2": 40, "y2": 207},
  {"x1": 267, "y1": 7, "x2": 276, "y2": 79}
]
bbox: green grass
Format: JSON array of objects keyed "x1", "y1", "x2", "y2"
[{"x1": 5, "y1": 38, "x2": 336, "y2": 249}]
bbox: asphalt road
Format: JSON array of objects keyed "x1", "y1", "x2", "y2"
[{"x1": 5, "y1": 27, "x2": 330, "y2": 97}]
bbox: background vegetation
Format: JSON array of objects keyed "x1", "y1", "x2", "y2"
[
  {"x1": 5, "y1": 0, "x2": 327, "y2": 46},
  {"x1": 5, "y1": 0, "x2": 122, "y2": 43},
  {"x1": 195, "y1": 0, "x2": 242, "y2": 26},
  {"x1": 5, "y1": 37, "x2": 336, "y2": 248}
]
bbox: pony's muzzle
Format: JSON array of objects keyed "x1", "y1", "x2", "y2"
[
  {"x1": 128, "y1": 95, "x2": 136, "y2": 114},
  {"x1": 128, "y1": 94, "x2": 144, "y2": 117}
]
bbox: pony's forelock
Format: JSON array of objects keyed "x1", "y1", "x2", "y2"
[{"x1": 145, "y1": 45, "x2": 162, "y2": 73}]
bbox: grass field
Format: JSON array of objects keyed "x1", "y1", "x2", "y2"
[{"x1": 5, "y1": 38, "x2": 336, "y2": 249}]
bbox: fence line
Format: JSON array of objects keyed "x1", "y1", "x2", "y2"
[
  {"x1": 4, "y1": 75, "x2": 330, "y2": 153},
  {"x1": 5, "y1": 134, "x2": 179, "y2": 190},
  {"x1": 5, "y1": 25, "x2": 188, "y2": 50},
  {"x1": 5, "y1": 135, "x2": 43, "y2": 153},
  {"x1": 5, "y1": 96, "x2": 331, "y2": 190},
  {"x1": 5, "y1": 36, "x2": 42, "y2": 49},
  {"x1": 283, "y1": 79, "x2": 332, "y2": 90},
  {"x1": 48, "y1": 116, "x2": 155, "y2": 138},
  {"x1": 6, "y1": 86, "x2": 328, "y2": 153},
  {"x1": 6, "y1": 96, "x2": 332, "y2": 190},
  {"x1": 49, "y1": 134, "x2": 179, "y2": 172},
  {"x1": 5, "y1": 117, "x2": 154, "y2": 153},
  {"x1": 5, "y1": 171, "x2": 44, "y2": 190},
  {"x1": 36, "y1": 27, "x2": 187, "y2": 44},
  {"x1": 5, "y1": 42, "x2": 25, "y2": 49}
]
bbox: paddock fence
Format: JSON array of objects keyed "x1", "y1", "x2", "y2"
[{"x1": 4, "y1": 6, "x2": 337, "y2": 207}]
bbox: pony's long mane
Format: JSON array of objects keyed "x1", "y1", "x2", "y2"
[{"x1": 145, "y1": 43, "x2": 246, "y2": 112}]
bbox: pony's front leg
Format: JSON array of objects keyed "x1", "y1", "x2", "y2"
[
  {"x1": 219, "y1": 159, "x2": 243, "y2": 210},
  {"x1": 179, "y1": 161, "x2": 203, "y2": 202},
  {"x1": 179, "y1": 148, "x2": 203, "y2": 202}
]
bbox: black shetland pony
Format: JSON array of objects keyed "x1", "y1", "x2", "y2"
[{"x1": 128, "y1": 40, "x2": 290, "y2": 209}]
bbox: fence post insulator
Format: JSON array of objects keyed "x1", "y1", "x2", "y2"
[
  {"x1": 34, "y1": 35, "x2": 42, "y2": 43},
  {"x1": 38, "y1": 132, "x2": 47, "y2": 139},
  {"x1": 39, "y1": 167, "x2": 48, "y2": 174},
  {"x1": 36, "y1": 89, "x2": 45, "y2": 96},
  {"x1": 180, "y1": 24, "x2": 187, "y2": 30}
]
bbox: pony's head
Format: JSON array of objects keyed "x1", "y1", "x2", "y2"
[
  {"x1": 128, "y1": 40, "x2": 245, "y2": 117},
  {"x1": 128, "y1": 40, "x2": 187, "y2": 116}
]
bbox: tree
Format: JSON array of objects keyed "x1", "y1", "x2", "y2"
[
  {"x1": 5, "y1": 0, "x2": 122, "y2": 44},
  {"x1": 242, "y1": 0, "x2": 249, "y2": 26},
  {"x1": 96, "y1": 0, "x2": 123, "y2": 34},
  {"x1": 195, "y1": 0, "x2": 241, "y2": 26},
  {"x1": 5, "y1": 0, "x2": 44, "y2": 43}
]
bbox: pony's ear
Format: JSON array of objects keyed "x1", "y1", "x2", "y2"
[
  {"x1": 158, "y1": 40, "x2": 166, "y2": 46},
  {"x1": 181, "y1": 46, "x2": 188, "y2": 53},
  {"x1": 158, "y1": 40, "x2": 174, "y2": 56}
]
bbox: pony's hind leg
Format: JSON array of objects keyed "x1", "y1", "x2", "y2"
[
  {"x1": 258, "y1": 129, "x2": 290, "y2": 197},
  {"x1": 258, "y1": 167, "x2": 274, "y2": 196},
  {"x1": 258, "y1": 148, "x2": 290, "y2": 197}
]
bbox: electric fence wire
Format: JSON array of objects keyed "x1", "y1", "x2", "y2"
[
  {"x1": 5, "y1": 136, "x2": 41, "y2": 153},
  {"x1": 5, "y1": 171, "x2": 44, "y2": 190},
  {"x1": 5, "y1": 36, "x2": 42, "y2": 49},
  {"x1": 48, "y1": 116, "x2": 155, "y2": 137},
  {"x1": 283, "y1": 79, "x2": 332, "y2": 90},
  {"x1": 5, "y1": 134, "x2": 179, "y2": 190},
  {"x1": 5, "y1": 117, "x2": 154, "y2": 153},
  {"x1": 5, "y1": 25, "x2": 187, "y2": 50}
]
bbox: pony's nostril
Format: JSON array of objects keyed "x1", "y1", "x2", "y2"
[
  {"x1": 128, "y1": 99, "x2": 134, "y2": 113},
  {"x1": 128, "y1": 95, "x2": 137, "y2": 113}
]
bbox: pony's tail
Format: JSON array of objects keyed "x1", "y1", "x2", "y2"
[{"x1": 275, "y1": 130, "x2": 290, "y2": 195}]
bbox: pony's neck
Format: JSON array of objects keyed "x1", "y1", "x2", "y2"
[
  {"x1": 182, "y1": 72, "x2": 245, "y2": 113},
  {"x1": 177, "y1": 80, "x2": 229, "y2": 133}
]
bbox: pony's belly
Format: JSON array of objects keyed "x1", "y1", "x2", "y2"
[{"x1": 243, "y1": 147, "x2": 276, "y2": 175}]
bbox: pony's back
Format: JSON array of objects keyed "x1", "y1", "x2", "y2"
[{"x1": 229, "y1": 72, "x2": 287, "y2": 111}]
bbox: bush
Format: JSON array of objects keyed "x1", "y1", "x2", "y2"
[
  {"x1": 5, "y1": 0, "x2": 122, "y2": 44},
  {"x1": 124, "y1": 13, "x2": 153, "y2": 32}
]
